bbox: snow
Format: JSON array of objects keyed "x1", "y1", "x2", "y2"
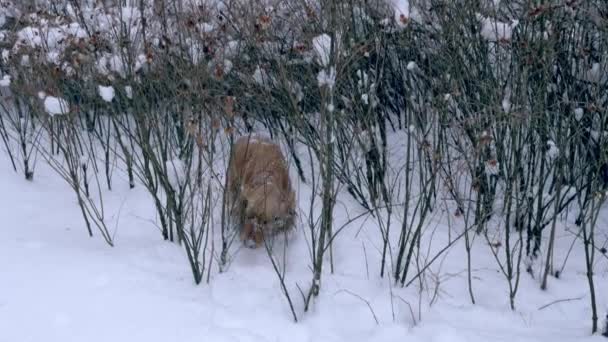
[
  {"x1": 98, "y1": 85, "x2": 115, "y2": 103},
  {"x1": 199, "y1": 22, "x2": 215, "y2": 33},
  {"x1": 120, "y1": 6, "x2": 140, "y2": 25},
  {"x1": 108, "y1": 55, "x2": 127, "y2": 78},
  {"x1": 575, "y1": 108, "x2": 584, "y2": 121},
  {"x1": 1, "y1": 131, "x2": 607, "y2": 342},
  {"x1": 222, "y1": 59, "x2": 234, "y2": 75},
  {"x1": 357, "y1": 70, "x2": 369, "y2": 89},
  {"x1": 134, "y1": 54, "x2": 148, "y2": 73},
  {"x1": 484, "y1": 159, "x2": 499, "y2": 175},
  {"x1": 16, "y1": 26, "x2": 42, "y2": 47},
  {"x1": 166, "y1": 159, "x2": 186, "y2": 188},
  {"x1": 98, "y1": 54, "x2": 127, "y2": 78},
  {"x1": 477, "y1": 14, "x2": 519, "y2": 42},
  {"x1": 584, "y1": 63, "x2": 606, "y2": 84},
  {"x1": 547, "y1": 140, "x2": 559, "y2": 160},
  {"x1": 361, "y1": 94, "x2": 369, "y2": 105},
  {"x1": 312, "y1": 34, "x2": 332, "y2": 67},
  {"x1": 43, "y1": 96, "x2": 70, "y2": 116},
  {"x1": 62, "y1": 62, "x2": 75, "y2": 77},
  {"x1": 20, "y1": 54, "x2": 29, "y2": 66},
  {"x1": 224, "y1": 40, "x2": 241, "y2": 58},
  {"x1": 288, "y1": 81, "x2": 304, "y2": 103},
  {"x1": 502, "y1": 88, "x2": 512, "y2": 113},
  {"x1": 0, "y1": 4, "x2": 607, "y2": 340},
  {"x1": 209, "y1": 59, "x2": 233, "y2": 77},
  {"x1": 96, "y1": 56, "x2": 111, "y2": 76},
  {"x1": 65, "y1": 22, "x2": 87, "y2": 39},
  {"x1": 317, "y1": 67, "x2": 336, "y2": 89},
  {"x1": 0, "y1": 74, "x2": 10, "y2": 87},
  {"x1": 502, "y1": 98, "x2": 511, "y2": 113},
  {"x1": 253, "y1": 66, "x2": 273, "y2": 86},
  {"x1": 46, "y1": 51, "x2": 60, "y2": 65},
  {"x1": 389, "y1": 0, "x2": 412, "y2": 27},
  {"x1": 125, "y1": 86, "x2": 133, "y2": 99},
  {"x1": 14, "y1": 22, "x2": 87, "y2": 55}
]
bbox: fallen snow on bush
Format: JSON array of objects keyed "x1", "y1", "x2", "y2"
[
  {"x1": 388, "y1": 0, "x2": 422, "y2": 27},
  {"x1": 253, "y1": 66, "x2": 273, "y2": 86},
  {"x1": 15, "y1": 22, "x2": 87, "y2": 52},
  {"x1": 312, "y1": 34, "x2": 332, "y2": 67},
  {"x1": 574, "y1": 108, "x2": 584, "y2": 121},
  {"x1": 317, "y1": 67, "x2": 336, "y2": 89},
  {"x1": 43, "y1": 96, "x2": 70, "y2": 116},
  {"x1": 477, "y1": 14, "x2": 519, "y2": 42},
  {"x1": 98, "y1": 85, "x2": 115, "y2": 103},
  {"x1": 125, "y1": 86, "x2": 133, "y2": 99},
  {"x1": 0, "y1": 74, "x2": 10, "y2": 87},
  {"x1": 547, "y1": 140, "x2": 559, "y2": 160}
]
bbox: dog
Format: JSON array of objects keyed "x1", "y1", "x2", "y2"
[{"x1": 226, "y1": 135, "x2": 296, "y2": 248}]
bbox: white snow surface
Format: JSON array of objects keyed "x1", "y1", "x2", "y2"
[
  {"x1": 166, "y1": 158, "x2": 186, "y2": 188},
  {"x1": 1, "y1": 131, "x2": 607, "y2": 342}
]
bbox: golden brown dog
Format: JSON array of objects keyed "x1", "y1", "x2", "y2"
[{"x1": 226, "y1": 135, "x2": 296, "y2": 248}]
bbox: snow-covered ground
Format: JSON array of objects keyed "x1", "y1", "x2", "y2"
[{"x1": 1, "y1": 141, "x2": 607, "y2": 342}]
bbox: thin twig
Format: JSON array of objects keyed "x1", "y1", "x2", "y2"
[
  {"x1": 334, "y1": 289, "x2": 379, "y2": 325},
  {"x1": 537, "y1": 296, "x2": 584, "y2": 311}
]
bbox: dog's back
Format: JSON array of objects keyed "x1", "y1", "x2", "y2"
[
  {"x1": 227, "y1": 135, "x2": 295, "y2": 247},
  {"x1": 229, "y1": 135, "x2": 291, "y2": 193}
]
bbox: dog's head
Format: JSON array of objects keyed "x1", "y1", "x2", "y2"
[{"x1": 241, "y1": 184, "x2": 296, "y2": 248}]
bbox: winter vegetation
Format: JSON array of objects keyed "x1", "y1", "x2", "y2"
[{"x1": 1, "y1": 0, "x2": 608, "y2": 341}]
